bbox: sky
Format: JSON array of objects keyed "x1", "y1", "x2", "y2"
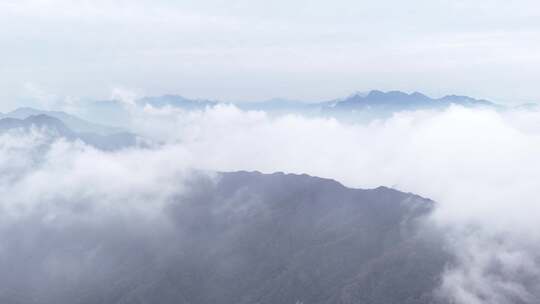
[{"x1": 1, "y1": 0, "x2": 540, "y2": 111}]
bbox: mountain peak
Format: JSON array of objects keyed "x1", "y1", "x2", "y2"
[
  {"x1": 366, "y1": 90, "x2": 386, "y2": 97},
  {"x1": 24, "y1": 114, "x2": 72, "y2": 133},
  {"x1": 0, "y1": 114, "x2": 72, "y2": 136},
  {"x1": 331, "y1": 90, "x2": 496, "y2": 110},
  {"x1": 411, "y1": 91, "x2": 428, "y2": 98},
  {"x1": 362, "y1": 90, "x2": 429, "y2": 101}
]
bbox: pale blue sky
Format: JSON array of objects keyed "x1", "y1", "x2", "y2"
[{"x1": 1, "y1": 0, "x2": 539, "y2": 111}]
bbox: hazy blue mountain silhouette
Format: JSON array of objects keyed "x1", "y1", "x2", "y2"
[
  {"x1": 0, "y1": 114, "x2": 139, "y2": 151},
  {"x1": 133, "y1": 90, "x2": 499, "y2": 118},
  {"x1": 137, "y1": 95, "x2": 218, "y2": 109},
  {"x1": 0, "y1": 114, "x2": 74, "y2": 135},
  {"x1": 234, "y1": 98, "x2": 321, "y2": 115},
  {"x1": 60, "y1": 90, "x2": 506, "y2": 129},
  {"x1": 328, "y1": 90, "x2": 496, "y2": 111},
  {"x1": 1, "y1": 107, "x2": 122, "y2": 135}
]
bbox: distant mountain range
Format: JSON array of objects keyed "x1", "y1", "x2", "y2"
[
  {"x1": 0, "y1": 90, "x2": 532, "y2": 145},
  {"x1": 0, "y1": 171, "x2": 450, "y2": 304},
  {"x1": 137, "y1": 95, "x2": 219, "y2": 109},
  {"x1": 327, "y1": 90, "x2": 497, "y2": 110},
  {"x1": 5, "y1": 90, "x2": 516, "y2": 128},
  {"x1": 132, "y1": 90, "x2": 506, "y2": 119},
  {"x1": 4, "y1": 91, "x2": 532, "y2": 123},
  {"x1": 0, "y1": 107, "x2": 123, "y2": 135},
  {"x1": 0, "y1": 114, "x2": 140, "y2": 151}
]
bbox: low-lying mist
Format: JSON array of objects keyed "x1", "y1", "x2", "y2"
[{"x1": 2, "y1": 103, "x2": 540, "y2": 303}]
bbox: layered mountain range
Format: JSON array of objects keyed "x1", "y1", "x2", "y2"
[
  {"x1": 11, "y1": 90, "x2": 505, "y2": 129},
  {"x1": 1, "y1": 90, "x2": 510, "y2": 144},
  {"x1": 0, "y1": 89, "x2": 523, "y2": 151},
  {"x1": 0, "y1": 107, "x2": 123, "y2": 135},
  {"x1": 137, "y1": 90, "x2": 500, "y2": 113},
  {"x1": 0, "y1": 114, "x2": 139, "y2": 151},
  {"x1": 1, "y1": 92, "x2": 538, "y2": 303}
]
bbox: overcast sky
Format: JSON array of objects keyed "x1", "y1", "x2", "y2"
[{"x1": 1, "y1": 0, "x2": 539, "y2": 111}]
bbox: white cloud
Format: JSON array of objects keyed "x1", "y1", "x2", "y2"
[
  {"x1": 3, "y1": 94, "x2": 540, "y2": 301},
  {"x1": 124, "y1": 104, "x2": 540, "y2": 302}
]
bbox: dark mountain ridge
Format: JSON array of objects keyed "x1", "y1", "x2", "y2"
[{"x1": 0, "y1": 170, "x2": 450, "y2": 304}]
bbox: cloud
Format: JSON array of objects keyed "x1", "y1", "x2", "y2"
[
  {"x1": 110, "y1": 87, "x2": 141, "y2": 106},
  {"x1": 2, "y1": 104, "x2": 540, "y2": 302},
  {"x1": 124, "y1": 104, "x2": 540, "y2": 302}
]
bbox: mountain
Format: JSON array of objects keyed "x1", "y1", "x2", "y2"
[
  {"x1": 136, "y1": 95, "x2": 319, "y2": 116},
  {"x1": 35, "y1": 90, "x2": 503, "y2": 129},
  {"x1": 437, "y1": 94, "x2": 495, "y2": 107},
  {"x1": 234, "y1": 98, "x2": 322, "y2": 116},
  {"x1": 327, "y1": 90, "x2": 497, "y2": 111},
  {"x1": 0, "y1": 114, "x2": 140, "y2": 151},
  {"x1": 0, "y1": 171, "x2": 450, "y2": 304},
  {"x1": 90, "y1": 90, "x2": 502, "y2": 126},
  {"x1": 1, "y1": 107, "x2": 123, "y2": 135},
  {"x1": 234, "y1": 90, "x2": 498, "y2": 114},
  {"x1": 79, "y1": 95, "x2": 217, "y2": 128},
  {"x1": 0, "y1": 114, "x2": 74, "y2": 135},
  {"x1": 316, "y1": 90, "x2": 500, "y2": 121},
  {"x1": 514, "y1": 102, "x2": 539, "y2": 110},
  {"x1": 137, "y1": 95, "x2": 218, "y2": 110},
  {"x1": 77, "y1": 99, "x2": 134, "y2": 129},
  {"x1": 133, "y1": 91, "x2": 500, "y2": 119}
]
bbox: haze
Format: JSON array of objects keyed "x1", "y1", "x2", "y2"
[
  {"x1": 2, "y1": 0, "x2": 540, "y2": 112},
  {"x1": 2, "y1": 1, "x2": 540, "y2": 303}
]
